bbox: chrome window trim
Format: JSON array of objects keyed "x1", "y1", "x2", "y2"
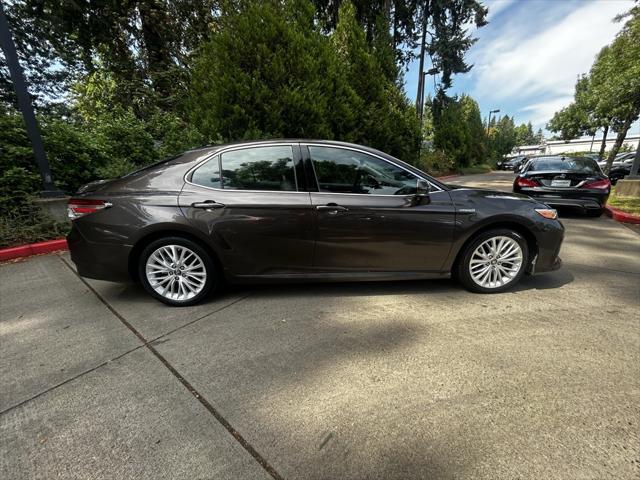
[
  {"x1": 304, "y1": 143, "x2": 443, "y2": 193},
  {"x1": 184, "y1": 141, "x2": 443, "y2": 195},
  {"x1": 184, "y1": 143, "x2": 308, "y2": 195}
]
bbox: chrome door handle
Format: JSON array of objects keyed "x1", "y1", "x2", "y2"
[
  {"x1": 316, "y1": 204, "x2": 348, "y2": 213},
  {"x1": 191, "y1": 201, "x2": 225, "y2": 209}
]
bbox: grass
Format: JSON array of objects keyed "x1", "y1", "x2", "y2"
[
  {"x1": 459, "y1": 164, "x2": 493, "y2": 175},
  {"x1": 607, "y1": 195, "x2": 640, "y2": 216}
]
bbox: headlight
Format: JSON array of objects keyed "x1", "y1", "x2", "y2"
[{"x1": 534, "y1": 208, "x2": 558, "y2": 220}]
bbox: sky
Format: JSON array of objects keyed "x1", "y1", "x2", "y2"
[{"x1": 403, "y1": 0, "x2": 637, "y2": 135}]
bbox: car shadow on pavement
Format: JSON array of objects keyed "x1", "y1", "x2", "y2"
[{"x1": 95, "y1": 268, "x2": 575, "y2": 305}]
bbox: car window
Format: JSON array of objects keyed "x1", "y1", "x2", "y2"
[
  {"x1": 309, "y1": 146, "x2": 418, "y2": 195},
  {"x1": 191, "y1": 145, "x2": 297, "y2": 191},
  {"x1": 191, "y1": 156, "x2": 222, "y2": 189},
  {"x1": 527, "y1": 157, "x2": 599, "y2": 173}
]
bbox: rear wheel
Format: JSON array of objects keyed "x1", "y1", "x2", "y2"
[
  {"x1": 139, "y1": 237, "x2": 218, "y2": 306},
  {"x1": 456, "y1": 229, "x2": 529, "y2": 294},
  {"x1": 586, "y1": 208, "x2": 603, "y2": 217}
]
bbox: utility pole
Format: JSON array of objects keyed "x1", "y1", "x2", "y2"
[
  {"x1": 415, "y1": 3, "x2": 429, "y2": 118},
  {"x1": 0, "y1": 3, "x2": 63, "y2": 197}
]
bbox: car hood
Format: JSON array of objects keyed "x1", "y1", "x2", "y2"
[{"x1": 447, "y1": 186, "x2": 545, "y2": 208}]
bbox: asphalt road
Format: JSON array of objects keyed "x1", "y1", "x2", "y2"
[{"x1": 1, "y1": 171, "x2": 639, "y2": 479}]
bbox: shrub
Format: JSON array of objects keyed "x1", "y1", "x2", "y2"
[
  {"x1": 0, "y1": 167, "x2": 68, "y2": 248},
  {"x1": 414, "y1": 150, "x2": 456, "y2": 176}
]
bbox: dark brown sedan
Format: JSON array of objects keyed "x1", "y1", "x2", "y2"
[{"x1": 67, "y1": 140, "x2": 564, "y2": 305}]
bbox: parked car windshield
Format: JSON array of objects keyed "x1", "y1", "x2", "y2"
[{"x1": 527, "y1": 157, "x2": 599, "y2": 173}]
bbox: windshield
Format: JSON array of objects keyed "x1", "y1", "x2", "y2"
[{"x1": 527, "y1": 157, "x2": 599, "y2": 173}]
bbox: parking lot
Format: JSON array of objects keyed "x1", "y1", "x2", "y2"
[{"x1": 1, "y1": 171, "x2": 639, "y2": 479}]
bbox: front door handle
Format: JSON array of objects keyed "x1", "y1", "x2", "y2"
[
  {"x1": 316, "y1": 204, "x2": 348, "y2": 213},
  {"x1": 191, "y1": 201, "x2": 225, "y2": 210}
]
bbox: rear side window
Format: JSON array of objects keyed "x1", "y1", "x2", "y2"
[
  {"x1": 191, "y1": 145, "x2": 297, "y2": 191},
  {"x1": 309, "y1": 146, "x2": 418, "y2": 195}
]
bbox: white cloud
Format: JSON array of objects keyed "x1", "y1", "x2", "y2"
[
  {"x1": 471, "y1": 0, "x2": 633, "y2": 106},
  {"x1": 519, "y1": 95, "x2": 573, "y2": 127},
  {"x1": 483, "y1": 0, "x2": 517, "y2": 20}
]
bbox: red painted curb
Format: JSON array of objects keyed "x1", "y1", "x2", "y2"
[
  {"x1": 0, "y1": 238, "x2": 68, "y2": 262},
  {"x1": 436, "y1": 174, "x2": 460, "y2": 180},
  {"x1": 605, "y1": 205, "x2": 640, "y2": 224}
]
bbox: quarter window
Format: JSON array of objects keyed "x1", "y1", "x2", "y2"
[
  {"x1": 191, "y1": 146, "x2": 297, "y2": 191},
  {"x1": 309, "y1": 146, "x2": 418, "y2": 195}
]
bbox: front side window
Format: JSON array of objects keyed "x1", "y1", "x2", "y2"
[
  {"x1": 191, "y1": 145, "x2": 296, "y2": 191},
  {"x1": 309, "y1": 146, "x2": 418, "y2": 195}
]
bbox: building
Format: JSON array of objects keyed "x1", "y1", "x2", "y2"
[{"x1": 513, "y1": 134, "x2": 639, "y2": 156}]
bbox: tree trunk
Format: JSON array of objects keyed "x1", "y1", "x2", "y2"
[
  {"x1": 598, "y1": 124, "x2": 609, "y2": 161},
  {"x1": 138, "y1": 0, "x2": 174, "y2": 107},
  {"x1": 603, "y1": 117, "x2": 633, "y2": 174}
]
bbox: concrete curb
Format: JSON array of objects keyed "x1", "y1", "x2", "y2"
[
  {"x1": 0, "y1": 239, "x2": 68, "y2": 262},
  {"x1": 604, "y1": 205, "x2": 640, "y2": 224},
  {"x1": 436, "y1": 174, "x2": 460, "y2": 181}
]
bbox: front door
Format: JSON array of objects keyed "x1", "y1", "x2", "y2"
[
  {"x1": 305, "y1": 145, "x2": 456, "y2": 272},
  {"x1": 179, "y1": 143, "x2": 314, "y2": 276}
]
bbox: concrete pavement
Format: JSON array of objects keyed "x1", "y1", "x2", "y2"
[{"x1": 1, "y1": 171, "x2": 639, "y2": 479}]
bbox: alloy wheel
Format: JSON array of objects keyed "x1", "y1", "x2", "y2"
[
  {"x1": 145, "y1": 245, "x2": 207, "y2": 302},
  {"x1": 468, "y1": 236, "x2": 523, "y2": 289}
]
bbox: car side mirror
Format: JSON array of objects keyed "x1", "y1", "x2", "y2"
[{"x1": 416, "y1": 179, "x2": 431, "y2": 196}]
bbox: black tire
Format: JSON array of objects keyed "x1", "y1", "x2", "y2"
[
  {"x1": 456, "y1": 229, "x2": 529, "y2": 294},
  {"x1": 138, "y1": 236, "x2": 218, "y2": 306},
  {"x1": 586, "y1": 208, "x2": 603, "y2": 217}
]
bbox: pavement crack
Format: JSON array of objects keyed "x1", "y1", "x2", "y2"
[
  {"x1": 0, "y1": 344, "x2": 145, "y2": 416},
  {"x1": 58, "y1": 256, "x2": 283, "y2": 480}
]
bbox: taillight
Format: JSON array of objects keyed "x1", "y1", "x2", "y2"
[
  {"x1": 515, "y1": 177, "x2": 539, "y2": 188},
  {"x1": 67, "y1": 199, "x2": 112, "y2": 219},
  {"x1": 581, "y1": 178, "x2": 610, "y2": 190}
]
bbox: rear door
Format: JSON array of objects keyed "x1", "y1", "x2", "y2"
[
  {"x1": 304, "y1": 144, "x2": 456, "y2": 272},
  {"x1": 178, "y1": 143, "x2": 314, "y2": 276}
]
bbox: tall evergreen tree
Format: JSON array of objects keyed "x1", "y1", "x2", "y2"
[{"x1": 189, "y1": 0, "x2": 421, "y2": 161}]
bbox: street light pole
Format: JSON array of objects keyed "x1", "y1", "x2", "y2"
[
  {"x1": 0, "y1": 3, "x2": 63, "y2": 197},
  {"x1": 486, "y1": 108, "x2": 500, "y2": 135},
  {"x1": 629, "y1": 139, "x2": 640, "y2": 178}
]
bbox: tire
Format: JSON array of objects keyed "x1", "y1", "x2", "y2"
[
  {"x1": 586, "y1": 208, "x2": 603, "y2": 217},
  {"x1": 456, "y1": 229, "x2": 529, "y2": 294},
  {"x1": 138, "y1": 236, "x2": 218, "y2": 306}
]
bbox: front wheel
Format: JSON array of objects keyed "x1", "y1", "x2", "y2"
[
  {"x1": 139, "y1": 237, "x2": 218, "y2": 306},
  {"x1": 456, "y1": 229, "x2": 529, "y2": 294}
]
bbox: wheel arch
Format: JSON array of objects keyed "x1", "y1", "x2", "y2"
[
  {"x1": 128, "y1": 226, "x2": 222, "y2": 282},
  {"x1": 450, "y1": 220, "x2": 538, "y2": 274}
]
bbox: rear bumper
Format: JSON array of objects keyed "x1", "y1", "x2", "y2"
[
  {"x1": 515, "y1": 188, "x2": 608, "y2": 211},
  {"x1": 67, "y1": 224, "x2": 132, "y2": 282}
]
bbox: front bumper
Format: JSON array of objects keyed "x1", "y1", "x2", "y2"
[
  {"x1": 529, "y1": 217, "x2": 564, "y2": 274},
  {"x1": 67, "y1": 224, "x2": 132, "y2": 282}
]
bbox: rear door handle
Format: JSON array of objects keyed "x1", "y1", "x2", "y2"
[
  {"x1": 316, "y1": 204, "x2": 348, "y2": 213},
  {"x1": 191, "y1": 201, "x2": 225, "y2": 209}
]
